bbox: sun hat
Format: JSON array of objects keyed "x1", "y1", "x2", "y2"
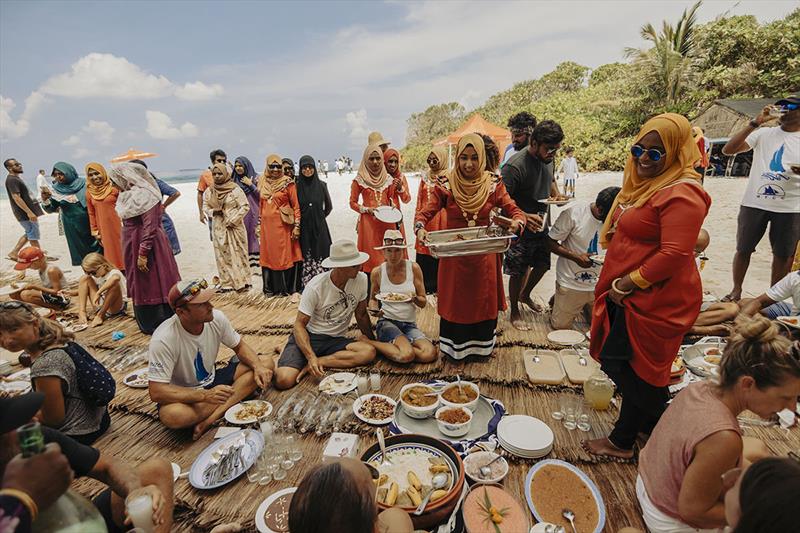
[
  {"x1": 168, "y1": 278, "x2": 216, "y2": 309},
  {"x1": 368, "y1": 131, "x2": 391, "y2": 146},
  {"x1": 375, "y1": 229, "x2": 412, "y2": 250},
  {"x1": 0, "y1": 392, "x2": 44, "y2": 434},
  {"x1": 14, "y1": 246, "x2": 45, "y2": 270},
  {"x1": 321, "y1": 240, "x2": 369, "y2": 268}
]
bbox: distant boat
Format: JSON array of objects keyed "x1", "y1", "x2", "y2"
[{"x1": 178, "y1": 168, "x2": 205, "y2": 172}]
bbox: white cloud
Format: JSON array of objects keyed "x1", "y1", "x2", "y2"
[
  {"x1": 1, "y1": 96, "x2": 29, "y2": 138},
  {"x1": 145, "y1": 110, "x2": 198, "y2": 140},
  {"x1": 83, "y1": 120, "x2": 115, "y2": 145},
  {"x1": 62, "y1": 134, "x2": 81, "y2": 146},
  {"x1": 72, "y1": 148, "x2": 91, "y2": 159},
  {"x1": 175, "y1": 81, "x2": 225, "y2": 101},
  {"x1": 345, "y1": 108, "x2": 369, "y2": 147}
]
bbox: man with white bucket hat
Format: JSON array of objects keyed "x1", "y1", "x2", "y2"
[{"x1": 274, "y1": 240, "x2": 377, "y2": 389}]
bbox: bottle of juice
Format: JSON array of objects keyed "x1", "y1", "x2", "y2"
[{"x1": 583, "y1": 370, "x2": 615, "y2": 410}]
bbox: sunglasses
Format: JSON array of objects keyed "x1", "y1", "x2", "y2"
[
  {"x1": 631, "y1": 144, "x2": 666, "y2": 162},
  {"x1": 383, "y1": 239, "x2": 406, "y2": 246},
  {"x1": 283, "y1": 166, "x2": 293, "y2": 172},
  {"x1": 215, "y1": 159, "x2": 227, "y2": 164},
  {"x1": 268, "y1": 164, "x2": 283, "y2": 170},
  {"x1": 300, "y1": 164, "x2": 315, "y2": 170},
  {"x1": 779, "y1": 103, "x2": 799, "y2": 111},
  {"x1": 179, "y1": 278, "x2": 209, "y2": 304},
  {"x1": 545, "y1": 147, "x2": 559, "y2": 155}
]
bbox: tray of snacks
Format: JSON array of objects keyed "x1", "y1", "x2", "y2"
[
  {"x1": 683, "y1": 341, "x2": 725, "y2": 378},
  {"x1": 189, "y1": 429, "x2": 264, "y2": 489},
  {"x1": 375, "y1": 292, "x2": 412, "y2": 303},
  {"x1": 540, "y1": 196, "x2": 572, "y2": 206},
  {"x1": 425, "y1": 226, "x2": 516, "y2": 258},
  {"x1": 525, "y1": 459, "x2": 606, "y2": 533},
  {"x1": 353, "y1": 394, "x2": 397, "y2": 425}
]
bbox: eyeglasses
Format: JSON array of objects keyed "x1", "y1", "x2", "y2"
[
  {"x1": 383, "y1": 239, "x2": 406, "y2": 246},
  {"x1": 545, "y1": 147, "x2": 559, "y2": 155},
  {"x1": 300, "y1": 164, "x2": 314, "y2": 170},
  {"x1": 631, "y1": 144, "x2": 666, "y2": 162},
  {"x1": 779, "y1": 103, "x2": 798, "y2": 112},
  {"x1": 268, "y1": 164, "x2": 282, "y2": 170},
  {"x1": 179, "y1": 279, "x2": 209, "y2": 304}
]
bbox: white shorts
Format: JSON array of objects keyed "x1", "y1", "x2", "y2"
[{"x1": 636, "y1": 475, "x2": 723, "y2": 533}]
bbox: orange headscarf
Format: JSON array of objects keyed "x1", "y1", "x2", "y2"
[
  {"x1": 258, "y1": 154, "x2": 292, "y2": 201},
  {"x1": 599, "y1": 113, "x2": 702, "y2": 246},
  {"x1": 383, "y1": 148, "x2": 402, "y2": 180},
  {"x1": 448, "y1": 133, "x2": 493, "y2": 215},
  {"x1": 85, "y1": 162, "x2": 114, "y2": 201},
  {"x1": 355, "y1": 143, "x2": 390, "y2": 190}
]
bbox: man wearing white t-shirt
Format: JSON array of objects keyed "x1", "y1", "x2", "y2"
[
  {"x1": 548, "y1": 187, "x2": 620, "y2": 329},
  {"x1": 741, "y1": 270, "x2": 800, "y2": 320},
  {"x1": 723, "y1": 96, "x2": 800, "y2": 301},
  {"x1": 275, "y1": 240, "x2": 376, "y2": 390},
  {"x1": 147, "y1": 279, "x2": 274, "y2": 439}
]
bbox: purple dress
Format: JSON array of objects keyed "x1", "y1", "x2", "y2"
[{"x1": 232, "y1": 156, "x2": 261, "y2": 264}]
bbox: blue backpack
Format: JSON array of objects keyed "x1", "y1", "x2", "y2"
[{"x1": 61, "y1": 342, "x2": 116, "y2": 406}]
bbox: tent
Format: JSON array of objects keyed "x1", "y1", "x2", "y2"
[{"x1": 433, "y1": 113, "x2": 512, "y2": 165}]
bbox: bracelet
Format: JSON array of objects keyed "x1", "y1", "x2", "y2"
[
  {"x1": 612, "y1": 278, "x2": 633, "y2": 296},
  {"x1": 414, "y1": 221, "x2": 425, "y2": 232},
  {"x1": 0, "y1": 488, "x2": 38, "y2": 520}
]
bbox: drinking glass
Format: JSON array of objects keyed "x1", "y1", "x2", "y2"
[
  {"x1": 577, "y1": 413, "x2": 592, "y2": 432},
  {"x1": 369, "y1": 371, "x2": 381, "y2": 392},
  {"x1": 551, "y1": 394, "x2": 566, "y2": 420},
  {"x1": 562, "y1": 396, "x2": 580, "y2": 431},
  {"x1": 247, "y1": 462, "x2": 261, "y2": 483},
  {"x1": 356, "y1": 373, "x2": 369, "y2": 395},
  {"x1": 273, "y1": 465, "x2": 288, "y2": 481}
]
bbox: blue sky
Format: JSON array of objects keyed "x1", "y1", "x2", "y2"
[{"x1": 1, "y1": 0, "x2": 794, "y2": 175}]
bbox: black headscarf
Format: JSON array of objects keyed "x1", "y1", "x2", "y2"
[
  {"x1": 282, "y1": 157, "x2": 295, "y2": 178},
  {"x1": 296, "y1": 155, "x2": 332, "y2": 260}
]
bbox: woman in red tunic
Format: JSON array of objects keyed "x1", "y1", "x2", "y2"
[
  {"x1": 415, "y1": 133, "x2": 525, "y2": 360},
  {"x1": 349, "y1": 143, "x2": 411, "y2": 274},
  {"x1": 85, "y1": 162, "x2": 124, "y2": 270},
  {"x1": 414, "y1": 146, "x2": 449, "y2": 294},
  {"x1": 259, "y1": 154, "x2": 303, "y2": 295},
  {"x1": 583, "y1": 113, "x2": 711, "y2": 459}
]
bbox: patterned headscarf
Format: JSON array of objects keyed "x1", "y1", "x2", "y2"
[{"x1": 51, "y1": 162, "x2": 87, "y2": 207}]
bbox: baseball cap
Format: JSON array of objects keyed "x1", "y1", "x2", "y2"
[
  {"x1": 167, "y1": 278, "x2": 215, "y2": 309},
  {"x1": 14, "y1": 246, "x2": 45, "y2": 270},
  {"x1": 775, "y1": 95, "x2": 800, "y2": 106},
  {"x1": 0, "y1": 392, "x2": 44, "y2": 434}
]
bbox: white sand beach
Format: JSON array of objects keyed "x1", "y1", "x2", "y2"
[{"x1": 0, "y1": 172, "x2": 774, "y2": 300}]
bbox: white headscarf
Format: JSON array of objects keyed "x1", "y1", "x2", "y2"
[{"x1": 109, "y1": 163, "x2": 162, "y2": 220}]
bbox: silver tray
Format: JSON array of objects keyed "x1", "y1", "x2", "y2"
[
  {"x1": 393, "y1": 395, "x2": 496, "y2": 442},
  {"x1": 426, "y1": 226, "x2": 516, "y2": 258},
  {"x1": 683, "y1": 342, "x2": 725, "y2": 378}
]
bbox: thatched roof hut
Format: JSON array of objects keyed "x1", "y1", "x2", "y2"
[{"x1": 692, "y1": 97, "x2": 775, "y2": 139}]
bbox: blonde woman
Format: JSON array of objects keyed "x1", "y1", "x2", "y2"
[{"x1": 76, "y1": 252, "x2": 126, "y2": 327}]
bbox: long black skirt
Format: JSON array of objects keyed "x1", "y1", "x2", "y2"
[
  {"x1": 262, "y1": 262, "x2": 303, "y2": 296},
  {"x1": 439, "y1": 317, "x2": 497, "y2": 360},
  {"x1": 133, "y1": 303, "x2": 174, "y2": 335},
  {"x1": 416, "y1": 253, "x2": 439, "y2": 294}
]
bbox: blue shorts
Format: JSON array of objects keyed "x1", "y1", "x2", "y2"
[
  {"x1": 205, "y1": 357, "x2": 240, "y2": 388},
  {"x1": 19, "y1": 220, "x2": 40, "y2": 241},
  {"x1": 376, "y1": 318, "x2": 426, "y2": 344},
  {"x1": 763, "y1": 301, "x2": 794, "y2": 319}
]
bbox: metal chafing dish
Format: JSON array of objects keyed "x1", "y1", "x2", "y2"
[{"x1": 425, "y1": 224, "x2": 516, "y2": 258}]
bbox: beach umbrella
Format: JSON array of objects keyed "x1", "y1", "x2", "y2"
[{"x1": 111, "y1": 148, "x2": 158, "y2": 163}]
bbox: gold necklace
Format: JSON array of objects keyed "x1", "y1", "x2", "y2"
[{"x1": 461, "y1": 210, "x2": 479, "y2": 227}]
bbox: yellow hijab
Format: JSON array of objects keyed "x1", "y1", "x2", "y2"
[
  {"x1": 427, "y1": 146, "x2": 449, "y2": 183},
  {"x1": 448, "y1": 133, "x2": 493, "y2": 215},
  {"x1": 599, "y1": 112, "x2": 702, "y2": 246},
  {"x1": 206, "y1": 163, "x2": 236, "y2": 210},
  {"x1": 85, "y1": 162, "x2": 114, "y2": 201},
  {"x1": 355, "y1": 143, "x2": 390, "y2": 190},
  {"x1": 258, "y1": 154, "x2": 292, "y2": 200}
]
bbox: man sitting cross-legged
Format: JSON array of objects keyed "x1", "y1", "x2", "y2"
[
  {"x1": 147, "y1": 279, "x2": 274, "y2": 439},
  {"x1": 274, "y1": 240, "x2": 376, "y2": 389}
]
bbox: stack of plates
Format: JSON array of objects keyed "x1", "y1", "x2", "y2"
[{"x1": 497, "y1": 415, "x2": 554, "y2": 458}]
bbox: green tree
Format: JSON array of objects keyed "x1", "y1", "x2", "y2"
[{"x1": 405, "y1": 102, "x2": 466, "y2": 147}]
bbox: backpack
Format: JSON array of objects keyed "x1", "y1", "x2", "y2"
[{"x1": 60, "y1": 342, "x2": 116, "y2": 406}]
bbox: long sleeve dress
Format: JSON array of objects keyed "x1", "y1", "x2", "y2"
[
  {"x1": 414, "y1": 175, "x2": 447, "y2": 293},
  {"x1": 350, "y1": 176, "x2": 411, "y2": 273},
  {"x1": 86, "y1": 189, "x2": 124, "y2": 270},
  {"x1": 236, "y1": 177, "x2": 261, "y2": 269},
  {"x1": 259, "y1": 182, "x2": 303, "y2": 295},
  {"x1": 415, "y1": 178, "x2": 526, "y2": 359},
  {"x1": 42, "y1": 195, "x2": 102, "y2": 266},
  {"x1": 204, "y1": 187, "x2": 251, "y2": 290}
]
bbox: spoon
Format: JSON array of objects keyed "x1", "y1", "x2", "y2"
[
  {"x1": 376, "y1": 428, "x2": 392, "y2": 467},
  {"x1": 562, "y1": 508, "x2": 577, "y2": 533},
  {"x1": 413, "y1": 473, "x2": 449, "y2": 515},
  {"x1": 571, "y1": 344, "x2": 587, "y2": 366},
  {"x1": 479, "y1": 455, "x2": 504, "y2": 479},
  {"x1": 456, "y1": 374, "x2": 466, "y2": 402}
]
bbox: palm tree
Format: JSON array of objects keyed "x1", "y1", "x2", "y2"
[{"x1": 625, "y1": 1, "x2": 702, "y2": 106}]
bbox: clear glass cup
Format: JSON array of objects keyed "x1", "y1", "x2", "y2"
[
  {"x1": 577, "y1": 413, "x2": 591, "y2": 432},
  {"x1": 273, "y1": 467, "x2": 287, "y2": 481},
  {"x1": 551, "y1": 394, "x2": 565, "y2": 420},
  {"x1": 562, "y1": 396, "x2": 580, "y2": 431},
  {"x1": 289, "y1": 447, "x2": 303, "y2": 461},
  {"x1": 247, "y1": 463, "x2": 261, "y2": 483},
  {"x1": 281, "y1": 457, "x2": 295, "y2": 470},
  {"x1": 369, "y1": 371, "x2": 381, "y2": 392},
  {"x1": 258, "y1": 471, "x2": 273, "y2": 485},
  {"x1": 356, "y1": 373, "x2": 369, "y2": 395}
]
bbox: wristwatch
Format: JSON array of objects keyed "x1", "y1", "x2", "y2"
[{"x1": 414, "y1": 221, "x2": 425, "y2": 233}]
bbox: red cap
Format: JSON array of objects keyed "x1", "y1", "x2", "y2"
[
  {"x1": 14, "y1": 247, "x2": 45, "y2": 270},
  {"x1": 167, "y1": 279, "x2": 215, "y2": 309}
]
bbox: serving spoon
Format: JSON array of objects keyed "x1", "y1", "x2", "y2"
[
  {"x1": 562, "y1": 508, "x2": 577, "y2": 533},
  {"x1": 479, "y1": 455, "x2": 505, "y2": 479},
  {"x1": 413, "y1": 473, "x2": 449, "y2": 515},
  {"x1": 376, "y1": 428, "x2": 392, "y2": 467}
]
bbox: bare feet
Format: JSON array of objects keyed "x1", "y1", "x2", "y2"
[
  {"x1": 582, "y1": 437, "x2": 634, "y2": 459},
  {"x1": 193, "y1": 418, "x2": 213, "y2": 441},
  {"x1": 510, "y1": 312, "x2": 530, "y2": 331},
  {"x1": 520, "y1": 296, "x2": 545, "y2": 313},
  {"x1": 77, "y1": 312, "x2": 88, "y2": 324},
  {"x1": 90, "y1": 315, "x2": 104, "y2": 327},
  {"x1": 722, "y1": 291, "x2": 741, "y2": 302}
]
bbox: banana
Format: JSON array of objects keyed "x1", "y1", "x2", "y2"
[
  {"x1": 385, "y1": 482, "x2": 398, "y2": 506},
  {"x1": 429, "y1": 464, "x2": 449, "y2": 474},
  {"x1": 373, "y1": 474, "x2": 388, "y2": 487},
  {"x1": 430, "y1": 489, "x2": 448, "y2": 502},
  {"x1": 406, "y1": 486, "x2": 422, "y2": 506},
  {"x1": 407, "y1": 471, "x2": 422, "y2": 491}
]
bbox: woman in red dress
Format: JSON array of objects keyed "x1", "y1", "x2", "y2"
[
  {"x1": 414, "y1": 146, "x2": 448, "y2": 294},
  {"x1": 583, "y1": 113, "x2": 711, "y2": 459},
  {"x1": 415, "y1": 133, "x2": 525, "y2": 360},
  {"x1": 349, "y1": 143, "x2": 410, "y2": 274},
  {"x1": 85, "y1": 162, "x2": 124, "y2": 270}
]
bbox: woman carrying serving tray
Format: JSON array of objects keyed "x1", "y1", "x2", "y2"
[{"x1": 415, "y1": 133, "x2": 525, "y2": 360}]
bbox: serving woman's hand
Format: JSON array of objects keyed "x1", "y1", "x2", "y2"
[
  {"x1": 609, "y1": 276, "x2": 635, "y2": 306},
  {"x1": 137, "y1": 255, "x2": 149, "y2": 272},
  {"x1": 416, "y1": 228, "x2": 428, "y2": 243}
]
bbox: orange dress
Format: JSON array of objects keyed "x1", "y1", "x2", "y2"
[
  {"x1": 259, "y1": 182, "x2": 302, "y2": 270},
  {"x1": 414, "y1": 176, "x2": 447, "y2": 256},
  {"x1": 589, "y1": 182, "x2": 711, "y2": 387},
  {"x1": 86, "y1": 189, "x2": 124, "y2": 270},
  {"x1": 350, "y1": 177, "x2": 411, "y2": 273}
]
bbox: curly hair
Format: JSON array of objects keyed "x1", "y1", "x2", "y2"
[
  {"x1": 507, "y1": 111, "x2": 537, "y2": 131},
  {"x1": 478, "y1": 133, "x2": 501, "y2": 172},
  {"x1": 531, "y1": 120, "x2": 565, "y2": 145}
]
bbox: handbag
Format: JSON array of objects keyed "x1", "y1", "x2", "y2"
[{"x1": 279, "y1": 205, "x2": 295, "y2": 225}]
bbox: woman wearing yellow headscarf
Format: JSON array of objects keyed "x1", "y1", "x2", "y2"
[
  {"x1": 204, "y1": 162, "x2": 251, "y2": 291},
  {"x1": 85, "y1": 162, "x2": 124, "y2": 270},
  {"x1": 415, "y1": 133, "x2": 525, "y2": 360},
  {"x1": 584, "y1": 113, "x2": 711, "y2": 460},
  {"x1": 413, "y1": 146, "x2": 449, "y2": 293}
]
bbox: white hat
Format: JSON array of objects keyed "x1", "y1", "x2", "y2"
[
  {"x1": 375, "y1": 229, "x2": 412, "y2": 250},
  {"x1": 321, "y1": 240, "x2": 370, "y2": 268},
  {"x1": 368, "y1": 131, "x2": 391, "y2": 146}
]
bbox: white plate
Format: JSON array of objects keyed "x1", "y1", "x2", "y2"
[
  {"x1": 123, "y1": 367, "x2": 149, "y2": 389},
  {"x1": 0, "y1": 285, "x2": 20, "y2": 297},
  {"x1": 375, "y1": 292, "x2": 412, "y2": 303},
  {"x1": 541, "y1": 198, "x2": 572, "y2": 206},
  {"x1": 188, "y1": 429, "x2": 264, "y2": 490},
  {"x1": 224, "y1": 400, "x2": 274, "y2": 425},
  {"x1": 547, "y1": 329, "x2": 586, "y2": 345},
  {"x1": 318, "y1": 372, "x2": 357, "y2": 395},
  {"x1": 352, "y1": 393, "x2": 396, "y2": 425},
  {"x1": 35, "y1": 307, "x2": 53, "y2": 317},
  {"x1": 69, "y1": 323, "x2": 89, "y2": 333},
  {"x1": 497, "y1": 415, "x2": 554, "y2": 454},
  {"x1": 373, "y1": 206, "x2": 402, "y2": 223},
  {"x1": 255, "y1": 487, "x2": 297, "y2": 533},
  {"x1": 777, "y1": 316, "x2": 800, "y2": 329},
  {"x1": 589, "y1": 254, "x2": 605, "y2": 265}
]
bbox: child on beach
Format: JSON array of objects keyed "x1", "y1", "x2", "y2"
[
  {"x1": 76, "y1": 252, "x2": 127, "y2": 327},
  {"x1": 10, "y1": 246, "x2": 70, "y2": 311}
]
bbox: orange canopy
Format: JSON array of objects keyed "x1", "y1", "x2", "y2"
[
  {"x1": 111, "y1": 148, "x2": 158, "y2": 163},
  {"x1": 433, "y1": 113, "x2": 511, "y2": 151}
]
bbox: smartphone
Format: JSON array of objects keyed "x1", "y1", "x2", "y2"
[{"x1": 768, "y1": 105, "x2": 785, "y2": 118}]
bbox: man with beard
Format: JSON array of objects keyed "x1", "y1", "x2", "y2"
[{"x1": 501, "y1": 111, "x2": 537, "y2": 167}]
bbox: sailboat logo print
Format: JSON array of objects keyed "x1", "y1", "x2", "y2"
[
  {"x1": 194, "y1": 349, "x2": 211, "y2": 384},
  {"x1": 769, "y1": 145, "x2": 785, "y2": 173}
]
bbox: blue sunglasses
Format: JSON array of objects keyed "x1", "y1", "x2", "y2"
[
  {"x1": 631, "y1": 144, "x2": 666, "y2": 162},
  {"x1": 779, "y1": 103, "x2": 798, "y2": 111}
]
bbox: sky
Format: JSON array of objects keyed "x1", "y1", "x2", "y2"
[{"x1": 0, "y1": 0, "x2": 795, "y2": 175}]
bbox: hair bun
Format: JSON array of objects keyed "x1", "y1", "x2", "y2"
[{"x1": 733, "y1": 314, "x2": 778, "y2": 342}]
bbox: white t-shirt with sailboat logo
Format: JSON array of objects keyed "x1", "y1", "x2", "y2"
[
  {"x1": 299, "y1": 271, "x2": 368, "y2": 337},
  {"x1": 548, "y1": 201, "x2": 603, "y2": 292},
  {"x1": 741, "y1": 126, "x2": 800, "y2": 213}
]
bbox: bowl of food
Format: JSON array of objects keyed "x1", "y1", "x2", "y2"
[
  {"x1": 463, "y1": 451, "x2": 509, "y2": 484},
  {"x1": 399, "y1": 383, "x2": 439, "y2": 419},
  {"x1": 703, "y1": 346, "x2": 723, "y2": 366},
  {"x1": 439, "y1": 381, "x2": 480, "y2": 412},
  {"x1": 361, "y1": 433, "x2": 465, "y2": 530},
  {"x1": 436, "y1": 406, "x2": 473, "y2": 437},
  {"x1": 463, "y1": 483, "x2": 530, "y2": 533}
]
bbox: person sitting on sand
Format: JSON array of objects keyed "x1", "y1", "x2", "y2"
[
  {"x1": 739, "y1": 269, "x2": 800, "y2": 321},
  {"x1": 274, "y1": 240, "x2": 376, "y2": 390},
  {"x1": 366, "y1": 230, "x2": 437, "y2": 364},
  {"x1": 688, "y1": 229, "x2": 740, "y2": 336},
  {"x1": 77, "y1": 252, "x2": 127, "y2": 327},
  {"x1": 147, "y1": 279, "x2": 274, "y2": 439},
  {"x1": 9, "y1": 246, "x2": 70, "y2": 311},
  {"x1": 636, "y1": 315, "x2": 800, "y2": 533},
  {"x1": 289, "y1": 457, "x2": 413, "y2": 533}
]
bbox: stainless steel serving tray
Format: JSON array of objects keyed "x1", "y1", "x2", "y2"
[{"x1": 426, "y1": 226, "x2": 516, "y2": 258}]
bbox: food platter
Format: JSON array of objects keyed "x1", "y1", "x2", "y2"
[
  {"x1": 123, "y1": 367, "x2": 150, "y2": 389},
  {"x1": 683, "y1": 341, "x2": 725, "y2": 378},
  {"x1": 777, "y1": 316, "x2": 800, "y2": 329},
  {"x1": 188, "y1": 429, "x2": 264, "y2": 489},
  {"x1": 393, "y1": 394, "x2": 497, "y2": 442},
  {"x1": 224, "y1": 400, "x2": 274, "y2": 425},
  {"x1": 547, "y1": 329, "x2": 586, "y2": 345},
  {"x1": 426, "y1": 226, "x2": 516, "y2": 258},
  {"x1": 525, "y1": 459, "x2": 606, "y2": 533},
  {"x1": 318, "y1": 372, "x2": 357, "y2": 394},
  {"x1": 374, "y1": 206, "x2": 402, "y2": 224},
  {"x1": 375, "y1": 292, "x2": 412, "y2": 303},
  {"x1": 353, "y1": 394, "x2": 397, "y2": 425},
  {"x1": 541, "y1": 197, "x2": 572, "y2": 206},
  {"x1": 255, "y1": 487, "x2": 296, "y2": 533}
]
